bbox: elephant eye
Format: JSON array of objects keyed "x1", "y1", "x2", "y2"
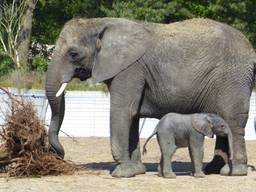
[
  {"x1": 69, "y1": 51, "x2": 79, "y2": 60},
  {"x1": 67, "y1": 47, "x2": 80, "y2": 61},
  {"x1": 67, "y1": 47, "x2": 86, "y2": 64}
]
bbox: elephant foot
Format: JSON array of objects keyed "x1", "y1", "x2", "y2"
[
  {"x1": 157, "y1": 165, "x2": 176, "y2": 178},
  {"x1": 162, "y1": 172, "x2": 176, "y2": 179},
  {"x1": 133, "y1": 161, "x2": 146, "y2": 175},
  {"x1": 157, "y1": 166, "x2": 162, "y2": 176},
  {"x1": 193, "y1": 171, "x2": 205, "y2": 178},
  {"x1": 220, "y1": 163, "x2": 247, "y2": 176},
  {"x1": 111, "y1": 161, "x2": 145, "y2": 178},
  {"x1": 204, "y1": 155, "x2": 226, "y2": 174}
]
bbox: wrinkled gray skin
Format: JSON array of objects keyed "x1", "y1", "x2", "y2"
[
  {"x1": 45, "y1": 17, "x2": 256, "y2": 178},
  {"x1": 143, "y1": 113, "x2": 233, "y2": 178}
]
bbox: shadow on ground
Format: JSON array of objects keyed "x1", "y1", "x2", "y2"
[{"x1": 81, "y1": 161, "x2": 209, "y2": 176}]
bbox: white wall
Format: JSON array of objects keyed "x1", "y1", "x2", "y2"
[
  {"x1": 46, "y1": 90, "x2": 256, "y2": 140},
  {"x1": 245, "y1": 91, "x2": 256, "y2": 140},
  {"x1": 1, "y1": 89, "x2": 256, "y2": 140}
]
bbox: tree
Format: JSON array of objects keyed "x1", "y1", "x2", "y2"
[
  {"x1": 100, "y1": 1, "x2": 201, "y2": 23},
  {"x1": 17, "y1": 0, "x2": 38, "y2": 67},
  {"x1": 0, "y1": 0, "x2": 26, "y2": 68},
  {"x1": 0, "y1": 0, "x2": 38, "y2": 68},
  {"x1": 0, "y1": 0, "x2": 3, "y2": 17}
]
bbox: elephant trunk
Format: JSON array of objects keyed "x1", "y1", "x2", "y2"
[
  {"x1": 227, "y1": 127, "x2": 233, "y2": 161},
  {"x1": 45, "y1": 63, "x2": 66, "y2": 158}
]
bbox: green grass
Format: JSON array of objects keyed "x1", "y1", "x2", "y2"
[
  {"x1": 0, "y1": 69, "x2": 108, "y2": 92},
  {"x1": 66, "y1": 79, "x2": 108, "y2": 92}
]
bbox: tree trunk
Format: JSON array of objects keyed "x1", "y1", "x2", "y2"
[
  {"x1": 0, "y1": 0, "x2": 3, "y2": 21},
  {"x1": 17, "y1": 0, "x2": 37, "y2": 68}
]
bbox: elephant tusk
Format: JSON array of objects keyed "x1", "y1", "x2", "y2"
[{"x1": 56, "y1": 83, "x2": 67, "y2": 97}]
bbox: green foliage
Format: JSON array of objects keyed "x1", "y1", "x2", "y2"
[
  {"x1": 0, "y1": 53, "x2": 15, "y2": 76},
  {"x1": 31, "y1": 54, "x2": 49, "y2": 72},
  {"x1": 101, "y1": 1, "x2": 167, "y2": 22},
  {"x1": 100, "y1": 1, "x2": 210, "y2": 23},
  {"x1": 32, "y1": 0, "x2": 69, "y2": 44},
  {"x1": 32, "y1": 0, "x2": 106, "y2": 44},
  {"x1": 67, "y1": 79, "x2": 108, "y2": 92}
]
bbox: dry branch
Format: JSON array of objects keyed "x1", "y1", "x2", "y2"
[{"x1": 0, "y1": 88, "x2": 76, "y2": 177}]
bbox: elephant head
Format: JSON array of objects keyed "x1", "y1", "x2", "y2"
[
  {"x1": 192, "y1": 113, "x2": 233, "y2": 160},
  {"x1": 45, "y1": 18, "x2": 152, "y2": 158}
]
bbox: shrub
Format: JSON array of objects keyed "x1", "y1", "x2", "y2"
[
  {"x1": 0, "y1": 53, "x2": 15, "y2": 76},
  {"x1": 31, "y1": 54, "x2": 49, "y2": 72}
]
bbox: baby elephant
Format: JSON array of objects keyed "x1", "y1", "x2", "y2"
[{"x1": 143, "y1": 113, "x2": 233, "y2": 178}]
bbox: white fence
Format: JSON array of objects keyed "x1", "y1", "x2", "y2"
[{"x1": 0, "y1": 88, "x2": 256, "y2": 140}]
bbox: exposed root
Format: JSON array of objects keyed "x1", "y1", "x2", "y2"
[{"x1": 0, "y1": 88, "x2": 76, "y2": 177}]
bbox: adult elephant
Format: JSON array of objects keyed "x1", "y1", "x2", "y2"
[{"x1": 45, "y1": 17, "x2": 256, "y2": 178}]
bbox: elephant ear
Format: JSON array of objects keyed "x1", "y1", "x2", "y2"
[
  {"x1": 92, "y1": 19, "x2": 152, "y2": 83},
  {"x1": 191, "y1": 114, "x2": 214, "y2": 138}
]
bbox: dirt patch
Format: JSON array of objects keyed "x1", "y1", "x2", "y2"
[{"x1": 0, "y1": 137, "x2": 256, "y2": 192}]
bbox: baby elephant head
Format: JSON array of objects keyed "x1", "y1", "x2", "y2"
[{"x1": 192, "y1": 113, "x2": 233, "y2": 160}]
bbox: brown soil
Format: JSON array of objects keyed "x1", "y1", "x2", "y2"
[{"x1": 1, "y1": 137, "x2": 256, "y2": 192}]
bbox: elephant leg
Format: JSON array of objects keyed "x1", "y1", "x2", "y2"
[
  {"x1": 108, "y1": 65, "x2": 145, "y2": 178},
  {"x1": 129, "y1": 117, "x2": 146, "y2": 175},
  {"x1": 220, "y1": 114, "x2": 248, "y2": 176},
  {"x1": 158, "y1": 134, "x2": 176, "y2": 178},
  {"x1": 110, "y1": 104, "x2": 143, "y2": 178},
  {"x1": 205, "y1": 95, "x2": 249, "y2": 176},
  {"x1": 189, "y1": 143, "x2": 205, "y2": 178}
]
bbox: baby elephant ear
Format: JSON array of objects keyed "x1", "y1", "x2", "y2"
[{"x1": 192, "y1": 114, "x2": 214, "y2": 138}]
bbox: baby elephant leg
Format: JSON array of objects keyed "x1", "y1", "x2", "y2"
[
  {"x1": 158, "y1": 135, "x2": 176, "y2": 178},
  {"x1": 189, "y1": 138, "x2": 205, "y2": 178}
]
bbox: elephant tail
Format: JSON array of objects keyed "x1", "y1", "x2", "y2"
[
  {"x1": 254, "y1": 59, "x2": 256, "y2": 82},
  {"x1": 142, "y1": 129, "x2": 157, "y2": 155},
  {"x1": 254, "y1": 58, "x2": 256, "y2": 80},
  {"x1": 254, "y1": 58, "x2": 256, "y2": 132},
  {"x1": 253, "y1": 56, "x2": 256, "y2": 133}
]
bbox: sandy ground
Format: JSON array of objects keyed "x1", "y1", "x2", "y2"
[{"x1": 1, "y1": 137, "x2": 256, "y2": 192}]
